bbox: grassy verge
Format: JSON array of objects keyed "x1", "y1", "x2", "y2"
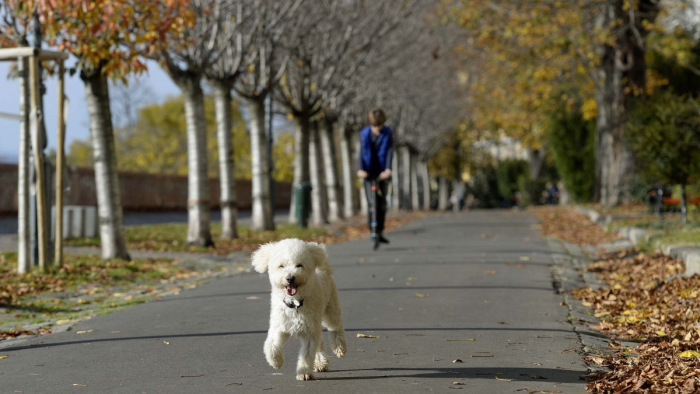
[
  {"x1": 66, "y1": 223, "x2": 334, "y2": 254},
  {"x1": 0, "y1": 251, "x2": 208, "y2": 337},
  {"x1": 65, "y1": 212, "x2": 423, "y2": 254}
]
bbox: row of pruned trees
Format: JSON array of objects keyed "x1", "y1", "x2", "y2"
[{"x1": 1, "y1": 0, "x2": 466, "y2": 263}]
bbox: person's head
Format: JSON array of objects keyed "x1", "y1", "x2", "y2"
[{"x1": 368, "y1": 108, "x2": 386, "y2": 128}]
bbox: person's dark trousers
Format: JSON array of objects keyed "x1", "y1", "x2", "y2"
[{"x1": 364, "y1": 178, "x2": 389, "y2": 235}]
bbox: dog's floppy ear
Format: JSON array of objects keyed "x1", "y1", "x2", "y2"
[
  {"x1": 251, "y1": 242, "x2": 275, "y2": 273},
  {"x1": 307, "y1": 242, "x2": 331, "y2": 272}
]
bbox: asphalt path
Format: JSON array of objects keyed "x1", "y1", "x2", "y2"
[{"x1": 0, "y1": 210, "x2": 588, "y2": 393}]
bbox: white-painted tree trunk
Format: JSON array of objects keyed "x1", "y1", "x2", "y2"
[
  {"x1": 400, "y1": 145, "x2": 412, "y2": 209},
  {"x1": 290, "y1": 115, "x2": 311, "y2": 225},
  {"x1": 212, "y1": 81, "x2": 238, "y2": 239},
  {"x1": 247, "y1": 97, "x2": 274, "y2": 231},
  {"x1": 82, "y1": 71, "x2": 130, "y2": 260},
  {"x1": 339, "y1": 123, "x2": 356, "y2": 218},
  {"x1": 410, "y1": 153, "x2": 419, "y2": 210},
  {"x1": 438, "y1": 176, "x2": 449, "y2": 211},
  {"x1": 391, "y1": 151, "x2": 400, "y2": 211},
  {"x1": 321, "y1": 119, "x2": 341, "y2": 222},
  {"x1": 17, "y1": 58, "x2": 30, "y2": 273},
  {"x1": 419, "y1": 160, "x2": 431, "y2": 210},
  {"x1": 309, "y1": 122, "x2": 327, "y2": 225},
  {"x1": 178, "y1": 76, "x2": 214, "y2": 246}
]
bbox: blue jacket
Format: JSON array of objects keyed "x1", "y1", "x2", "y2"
[{"x1": 358, "y1": 125, "x2": 393, "y2": 179}]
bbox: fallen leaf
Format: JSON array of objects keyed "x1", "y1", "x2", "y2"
[
  {"x1": 519, "y1": 256, "x2": 530, "y2": 261},
  {"x1": 452, "y1": 359, "x2": 463, "y2": 363},
  {"x1": 73, "y1": 384, "x2": 87, "y2": 387},
  {"x1": 164, "y1": 341, "x2": 170, "y2": 345},
  {"x1": 76, "y1": 330, "x2": 93, "y2": 335},
  {"x1": 408, "y1": 277, "x2": 418, "y2": 281},
  {"x1": 56, "y1": 319, "x2": 71, "y2": 325},
  {"x1": 452, "y1": 382, "x2": 464, "y2": 385},
  {"x1": 357, "y1": 333, "x2": 378, "y2": 338},
  {"x1": 679, "y1": 350, "x2": 700, "y2": 360},
  {"x1": 415, "y1": 293, "x2": 428, "y2": 298},
  {"x1": 495, "y1": 376, "x2": 513, "y2": 382},
  {"x1": 0, "y1": 355, "x2": 8, "y2": 360}
]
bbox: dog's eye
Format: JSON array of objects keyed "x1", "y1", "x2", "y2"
[
  {"x1": 278, "y1": 264, "x2": 284, "y2": 269},
  {"x1": 296, "y1": 264, "x2": 303, "y2": 268}
]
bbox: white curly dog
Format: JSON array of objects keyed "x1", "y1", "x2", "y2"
[{"x1": 251, "y1": 238, "x2": 347, "y2": 381}]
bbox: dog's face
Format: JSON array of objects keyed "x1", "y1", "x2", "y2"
[{"x1": 251, "y1": 239, "x2": 329, "y2": 296}]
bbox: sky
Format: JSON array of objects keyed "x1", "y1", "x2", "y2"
[{"x1": 0, "y1": 59, "x2": 181, "y2": 164}]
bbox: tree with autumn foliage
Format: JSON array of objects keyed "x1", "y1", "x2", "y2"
[
  {"x1": 41, "y1": 0, "x2": 192, "y2": 259},
  {"x1": 449, "y1": 0, "x2": 675, "y2": 207}
]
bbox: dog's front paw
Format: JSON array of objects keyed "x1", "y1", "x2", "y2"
[
  {"x1": 332, "y1": 335, "x2": 347, "y2": 358},
  {"x1": 296, "y1": 373, "x2": 315, "y2": 381},
  {"x1": 264, "y1": 343, "x2": 285, "y2": 369},
  {"x1": 266, "y1": 352, "x2": 284, "y2": 370},
  {"x1": 314, "y1": 353, "x2": 329, "y2": 372}
]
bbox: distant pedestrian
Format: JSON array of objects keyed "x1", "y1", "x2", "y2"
[{"x1": 357, "y1": 108, "x2": 393, "y2": 248}]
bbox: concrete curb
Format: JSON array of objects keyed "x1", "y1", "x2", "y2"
[
  {"x1": 575, "y1": 207, "x2": 700, "y2": 276},
  {"x1": 547, "y1": 236, "x2": 641, "y2": 375}
]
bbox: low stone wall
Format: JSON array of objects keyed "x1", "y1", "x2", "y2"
[{"x1": 0, "y1": 163, "x2": 291, "y2": 215}]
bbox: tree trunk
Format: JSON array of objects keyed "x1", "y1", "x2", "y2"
[
  {"x1": 17, "y1": 57, "x2": 30, "y2": 273},
  {"x1": 81, "y1": 70, "x2": 130, "y2": 260},
  {"x1": 247, "y1": 97, "x2": 274, "y2": 231},
  {"x1": 400, "y1": 145, "x2": 412, "y2": 209},
  {"x1": 212, "y1": 80, "x2": 238, "y2": 239},
  {"x1": 391, "y1": 150, "x2": 400, "y2": 211},
  {"x1": 681, "y1": 183, "x2": 687, "y2": 224},
  {"x1": 410, "y1": 153, "x2": 420, "y2": 210},
  {"x1": 309, "y1": 122, "x2": 328, "y2": 225},
  {"x1": 339, "y1": 122, "x2": 356, "y2": 218},
  {"x1": 176, "y1": 75, "x2": 214, "y2": 246},
  {"x1": 527, "y1": 147, "x2": 546, "y2": 180},
  {"x1": 438, "y1": 176, "x2": 449, "y2": 210},
  {"x1": 290, "y1": 115, "x2": 312, "y2": 225},
  {"x1": 321, "y1": 118, "x2": 342, "y2": 222},
  {"x1": 419, "y1": 160, "x2": 431, "y2": 210},
  {"x1": 595, "y1": 0, "x2": 659, "y2": 207}
]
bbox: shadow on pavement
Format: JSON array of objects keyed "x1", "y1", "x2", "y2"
[
  {"x1": 3, "y1": 326, "x2": 576, "y2": 353},
  {"x1": 324, "y1": 367, "x2": 585, "y2": 384}
]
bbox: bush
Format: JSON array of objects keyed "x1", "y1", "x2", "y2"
[
  {"x1": 547, "y1": 106, "x2": 595, "y2": 202},
  {"x1": 496, "y1": 159, "x2": 528, "y2": 201},
  {"x1": 467, "y1": 164, "x2": 503, "y2": 208}
]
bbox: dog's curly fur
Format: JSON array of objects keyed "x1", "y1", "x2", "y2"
[{"x1": 252, "y1": 238, "x2": 347, "y2": 381}]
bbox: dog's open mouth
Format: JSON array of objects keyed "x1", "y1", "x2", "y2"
[{"x1": 285, "y1": 285, "x2": 298, "y2": 296}]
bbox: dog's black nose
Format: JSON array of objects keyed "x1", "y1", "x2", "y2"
[{"x1": 286, "y1": 275, "x2": 296, "y2": 284}]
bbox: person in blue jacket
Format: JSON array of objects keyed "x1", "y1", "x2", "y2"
[{"x1": 357, "y1": 108, "x2": 393, "y2": 248}]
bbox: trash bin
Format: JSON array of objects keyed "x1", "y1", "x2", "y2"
[{"x1": 294, "y1": 182, "x2": 312, "y2": 227}]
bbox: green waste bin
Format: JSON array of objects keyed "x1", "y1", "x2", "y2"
[{"x1": 294, "y1": 182, "x2": 312, "y2": 227}]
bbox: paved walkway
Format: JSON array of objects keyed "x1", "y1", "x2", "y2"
[{"x1": 0, "y1": 210, "x2": 588, "y2": 393}]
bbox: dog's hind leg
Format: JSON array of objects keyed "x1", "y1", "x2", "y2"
[
  {"x1": 264, "y1": 329, "x2": 290, "y2": 370},
  {"x1": 297, "y1": 331, "x2": 321, "y2": 381},
  {"x1": 314, "y1": 338, "x2": 329, "y2": 372}
]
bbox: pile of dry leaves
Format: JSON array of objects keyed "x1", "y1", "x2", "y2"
[
  {"x1": 533, "y1": 206, "x2": 621, "y2": 245},
  {"x1": 535, "y1": 206, "x2": 700, "y2": 392},
  {"x1": 576, "y1": 250, "x2": 700, "y2": 392}
]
